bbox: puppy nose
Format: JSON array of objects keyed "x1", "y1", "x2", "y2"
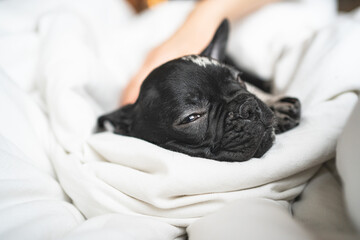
[{"x1": 239, "y1": 98, "x2": 260, "y2": 119}]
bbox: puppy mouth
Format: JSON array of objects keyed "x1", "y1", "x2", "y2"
[
  {"x1": 214, "y1": 120, "x2": 274, "y2": 161},
  {"x1": 220, "y1": 119, "x2": 273, "y2": 150},
  {"x1": 253, "y1": 126, "x2": 275, "y2": 158},
  {"x1": 211, "y1": 97, "x2": 276, "y2": 161}
]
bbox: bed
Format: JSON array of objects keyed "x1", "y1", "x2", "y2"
[{"x1": 1, "y1": 0, "x2": 360, "y2": 239}]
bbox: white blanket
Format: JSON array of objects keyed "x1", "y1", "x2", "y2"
[{"x1": 1, "y1": 0, "x2": 360, "y2": 238}]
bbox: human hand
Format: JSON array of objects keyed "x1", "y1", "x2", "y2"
[
  {"x1": 120, "y1": 0, "x2": 228, "y2": 106},
  {"x1": 120, "y1": 42, "x2": 188, "y2": 106},
  {"x1": 120, "y1": 0, "x2": 277, "y2": 106},
  {"x1": 120, "y1": 41, "x2": 181, "y2": 106},
  {"x1": 120, "y1": 23, "x2": 213, "y2": 106}
]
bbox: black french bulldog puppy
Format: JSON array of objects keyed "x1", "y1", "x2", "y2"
[{"x1": 98, "y1": 20, "x2": 300, "y2": 162}]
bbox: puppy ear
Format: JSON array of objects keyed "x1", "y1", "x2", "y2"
[
  {"x1": 97, "y1": 104, "x2": 134, "y2": 135},
  {"x1": 200, "y1": 19, "x2": 229, "y2": 62}
]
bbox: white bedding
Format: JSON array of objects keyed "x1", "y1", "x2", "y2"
[{"x1": 1, "y1": 0, "x2": 360, "y2": 239}]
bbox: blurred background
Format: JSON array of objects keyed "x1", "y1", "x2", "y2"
[{"x1": 126, "y1": 0, "x2": 360, "y2": 13}]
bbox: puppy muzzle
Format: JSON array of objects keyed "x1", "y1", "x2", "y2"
[{"x1": 214, "y1": 95, "x2": 276, "y2": 160}]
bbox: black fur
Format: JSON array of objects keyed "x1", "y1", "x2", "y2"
[{"x1": 98, "y1": 19, "x2": 300, "y2": 162}]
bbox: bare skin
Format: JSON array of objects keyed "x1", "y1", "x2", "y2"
[{"x1": 120, "y1": 0, "x2": 279, "y2": 106}]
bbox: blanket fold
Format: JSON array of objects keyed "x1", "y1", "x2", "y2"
[
  {"x1": 51, "y1": 93, "x2": 357, "y2": 227},
  {"x1": 3, "y1": 0, "x2": 359, "y2": 232}
]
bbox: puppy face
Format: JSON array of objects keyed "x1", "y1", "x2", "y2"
[{"x1": 98, "y1": 20, "x2": 276, "y2": 162}]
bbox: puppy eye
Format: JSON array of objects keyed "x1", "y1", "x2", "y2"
[{"x1": 180, "y1": 113, "x2": 202, "y2": 125}]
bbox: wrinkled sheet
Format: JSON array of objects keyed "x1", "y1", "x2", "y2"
[{"x1": 1, "y1": 0, "x2": 360, "y2": 239}]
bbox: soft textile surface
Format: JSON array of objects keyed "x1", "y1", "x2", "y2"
[
  {"x1": 1, "y1": 0, "x2": 360, "y2": 238},
  {"x1": 337, "y1": 100, "x2": 360, "y2": 233},
  {"x1": 187, "y1": 198, "x2": 315, "y2": 240},
  {"x1": 0, "y1": 68, "x2": 184, "y2": 240}
]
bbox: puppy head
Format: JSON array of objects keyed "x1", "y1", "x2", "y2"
[{"x1": 98, "y1": 20, "x2": 276, "y2": 162}]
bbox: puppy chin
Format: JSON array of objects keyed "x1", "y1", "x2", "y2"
[
  {"x1": 253, "y1": 127, "x2": 275, "y2": 158},
  {"x1": 215, "y1": 124, "x2": 275, "y2": 162}
]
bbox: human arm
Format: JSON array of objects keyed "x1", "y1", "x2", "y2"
[{"x1": 121, "y1": 0, "x2": 280, "y2": 106}]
